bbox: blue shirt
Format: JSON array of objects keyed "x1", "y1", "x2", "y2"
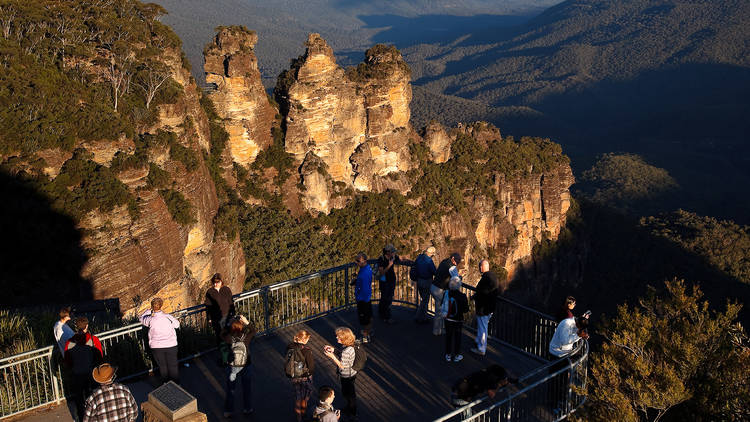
[
  {"x1": 414, "y1": 253, "x2": 436, "y2": 281},
  {"x1": 355, "y1": 264, "x2": 373, "y2": 302}
]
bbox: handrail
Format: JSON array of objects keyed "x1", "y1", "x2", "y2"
[{"x1": 0, "y1": 260, "x2": 587, "y2": 421}]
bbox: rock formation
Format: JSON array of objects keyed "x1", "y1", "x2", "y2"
[
  {"x1": 204, "y1": 26, "x2": 276, "y2": 166},
  {"x1": 275, "y1": 34, "x2": 417, "y2": 213}
]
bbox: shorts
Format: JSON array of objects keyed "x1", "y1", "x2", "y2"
[{"x1": 356, "y1": 301, "x2": 372, "y2": 326}]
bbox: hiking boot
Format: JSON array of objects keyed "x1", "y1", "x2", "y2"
[
  {"x1": 445, "y1": 354, "x2": 452, "y2": 362},
  {"x1": 453, "y1": 354, "x2": 464, "y2": 362}
]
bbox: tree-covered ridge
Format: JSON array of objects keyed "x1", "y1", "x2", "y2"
[
  {"x1": 0, "y1": 0, "x2": 185, "y2": 154},
  {"x1": 642, "y1": 210, "x2": 750, "y2": 285}
]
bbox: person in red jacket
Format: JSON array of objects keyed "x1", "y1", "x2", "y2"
[{"x1": 64, "y1": 317, "x2": 103, "y2": 359}]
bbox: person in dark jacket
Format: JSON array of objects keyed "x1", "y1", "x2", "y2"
[
  {"x1": 222, "y1": 315, "x2": 255, "y2": 418},
  {"x1": 442, "y1": 276, "x2": 469, "y2": 362},
  {"x1": 287, "y1": 330, "x2": 316, "y2": 422},
  {"x1": 471, "y1": 260, "x2": 499, "y2": 356},
  {"x1": 375, "y1": 244, "x2": 412, "y2": 324},
  {"x1": 431, "y1": 252, "x2": 462, "y2": 335},
  {"x1": 450, "y1": 365, "x2": 516, "y2": 418},
  {"x1": 205, "y1": 273, "x2": 235, "y2": 343},
  {"x1": 413, "y1": 246, "x2": 437, "y2": 324},
  {"x1": 64, "y1": 331, "x2": 103, "y2": 421}
]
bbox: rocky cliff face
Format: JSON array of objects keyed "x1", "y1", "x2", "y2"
[
  {"x1": 275, "y1": 35, "x2": 416, "y2": 213},
  {"x1": 204, "y1": 26, "x2": 276, "y2": 166},
  {"x1": 28, "y1": 46, "x2": 246, "y2": 315}
]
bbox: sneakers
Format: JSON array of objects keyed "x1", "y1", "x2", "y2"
[
  {"x1": 453, "y1": 354, "x2": 464, "y2": 362},
  {"x1": 445, "y1": 354, "x2": 452, "y2": 362},
  {"x1": 470, "y1": 347, "x2": 485, "y2": 356}
]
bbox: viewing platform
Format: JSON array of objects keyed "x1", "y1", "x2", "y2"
[{"x1": 1, "y1": 262, "x2": 588, "y2": 421}]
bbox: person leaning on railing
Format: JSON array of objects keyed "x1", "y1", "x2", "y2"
[
  {"x1": 412, "y1": 246, "x2": 437, "y2": 324},
  {"x1": 205, "y1": 273, "x2": 236, "y2": 344},
  {"x1": 450, "y1": 365, "x2": 517, "y2": 418},
  {"x1": 431, "y1": 252, "x2": 462, "y2": 336},
  {"x1": 547, "y1": 314, "x2": 590, "y2": 412}
]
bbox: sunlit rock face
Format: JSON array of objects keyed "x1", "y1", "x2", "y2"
[
  {"x1": 276, "y1": 34, "x2": 417, "y2": 210},
  {"x1": 204, "y1": 26, "x2": 276, "y2": 166}
]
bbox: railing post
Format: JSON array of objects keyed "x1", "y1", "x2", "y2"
[
  {"x1": 344, "y1": 266, "x2": 350, "y2": 308},
  {"x1": 261, "y1": 286, "x2": 271, "y2": 333}
]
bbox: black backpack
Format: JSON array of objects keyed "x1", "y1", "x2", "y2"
[
  {"x1": 284, "y1": 346, "x2": 308, "y2": 378},
  {"x1": 352, "y1": 342, "x2": 367, "y2": 372}
]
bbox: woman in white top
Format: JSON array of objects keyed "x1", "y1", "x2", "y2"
[{"x1": 324, "y1": 327, "x2": 357, "y2": 419}]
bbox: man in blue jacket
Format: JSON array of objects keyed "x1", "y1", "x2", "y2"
[
  {"x1": 352, "y1": 252, "x2": 373, "y2": 342},
  {"x1": 413, "y1": 246, "x2": 437, "y2": 323}
]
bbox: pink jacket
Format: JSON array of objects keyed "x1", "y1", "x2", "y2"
[{"x1": 140, "y1": 310, "x2": 180, "y2": 349}]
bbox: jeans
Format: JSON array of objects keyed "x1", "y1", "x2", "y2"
[
  {"x1": 445, "y1": 320, "x2": 462, "y2": 357},
  {"x1": 414, "y1": 278, "x2": 432, "y2": 322},
  {"x1": 341, "y1": 375, "x2": 357, "y2": 416},
  {"x1": 379, "y1": 280, "x2": 395, "y2": 320},
  {"x1": 430, "y1": 285, "x2": 445, "y2": 334},
  {"x1": 224, "y1": 365, "x2": 252, "y2": 412},
  {"x1": 151, "y1": 346, "x2": 179, "y2": 383},
  {"x1": 475, "y1": 314, "x2": 492, "y2": 353}
]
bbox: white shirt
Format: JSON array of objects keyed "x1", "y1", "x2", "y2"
[
  {"x1": 548, "y1": 317, "x2": 580, "y2": 357},
  {"x1": 53, "y1": 320, "x2": 75, "y2": 355}
]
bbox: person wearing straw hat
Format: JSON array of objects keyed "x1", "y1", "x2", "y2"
[{"x1": 83, "y1": 363, "x2": 138, "y2": 422}]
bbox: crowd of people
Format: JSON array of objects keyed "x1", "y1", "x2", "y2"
[{"x1": 50, "y1": 244, "x2": 588, "y2": 421}]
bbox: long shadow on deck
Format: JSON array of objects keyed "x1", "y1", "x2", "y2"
[
  {"x1": 17, "y1": 306, "x2": 543, "y2": 422},
  {"x1": 168, "y1": 306, "x2": 541, "y2": 421}
]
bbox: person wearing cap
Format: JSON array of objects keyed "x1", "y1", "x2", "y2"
[
  {"x1": 450, "y1": 364, "x2": 516, "y2": 418},
  {"x1": 83, "y1": 363, "x2": 138, "y2": 422},
  {"x1": 140, "y1": 297, "x2": 180, "y2": 384},
  {"x1": 470, "y1": 259, "x2": 499, "y2": 357},
  {"x1": 431, "y1": 252, "x2": 462, "y2": 335},
  {"x1": 205, "y1": 273, "x2": 236, "y2": 344},
  {"x1": 375, "y1": 244, "x2": 412, "y2": 324},
  {"x1": 412, "y1": 246, "x2": 437, "y2": 324}
]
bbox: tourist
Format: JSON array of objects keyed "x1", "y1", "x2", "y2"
[
  {"x1": 312, "y1": 385, "x2": 341, "y2": 422},
  {"x1": 205, "y1": 273, "x2": 236, "y2": 343},
  {"x1": 287, "y1": 330, "x2": 316, "y2": 422},
  {"x1": 376, "y1": 244, "x2": 411, "y2": 324},
  {"x1": 470, "y1": 259, "x2": 498, "y2": 357},
  {"x1": 82, "y1": 363, "x2": 138, "y2": 422},
  {"x1": 140, "y1": 297, "x2": 180, "y2": 384},
  {"x1": 450, "y1": 365, "x2": 516, "y2": 418},
  {"x1": 53, "y1": 306, "x2": 75, "y2": 356},
  {"x1": 323, "y1": 327, "x2": 358, "y2": 419},
  {"x1": 442, "y1": 276, "x2": 469, "y2": 362},
  {"x1": 222, "y1": 314, "x2": 256, "y2": 418},
  {"x1": 555, "y1": 296, "x2": 576, "y2": 323},
  {"x1": 549, "y1": 316, "x2": 589, "y2": 358},
  {"x1": 351, "y1": 252, "x2": 373, "y2": 342},
  {"x1": 64, "y1": 328, "x2": 103, "y2": 422},
  {"x1": 431, "y1": 252, "x2": 462, "y2": 335},
  {"x1": 65, "y1": 317, "x2": 103, "y2": 358},
  {"x1": 412, "y1": 246, "x2": 437, "y2": 324}
]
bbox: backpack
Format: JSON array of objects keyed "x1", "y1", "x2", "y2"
[
  {"x1": 229, "y1": 334, "x2": 248, "y2": 367},
  {"x1": 441, "y1": 291, "x2": 458, "y2": 319},
  {"x1": 284, "y1": 346, "x2": 308, "y2": 378},
  {"x1": 352, "y1": 342, "x2": 367, "y2": 372}
]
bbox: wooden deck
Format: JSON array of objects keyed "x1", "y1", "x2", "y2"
[{"x1": 17, "y1": 306, "x2": 544, "y2": 422}]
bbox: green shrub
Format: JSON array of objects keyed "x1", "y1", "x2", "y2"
[
  {"x1": 146, "y1": 163, "x2": 170, "y2": 189},
  {"x1": 159, "y1": 189, "x2": 196, "y2": 226}
]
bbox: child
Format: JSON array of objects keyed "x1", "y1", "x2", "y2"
[{"x1": 313, "y1": 386, "x2": 340, "y2": 422}]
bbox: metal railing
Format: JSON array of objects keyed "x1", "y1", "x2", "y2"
[{"x1": 1, "y1": 261, "x2": 587, "y2": 421}]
